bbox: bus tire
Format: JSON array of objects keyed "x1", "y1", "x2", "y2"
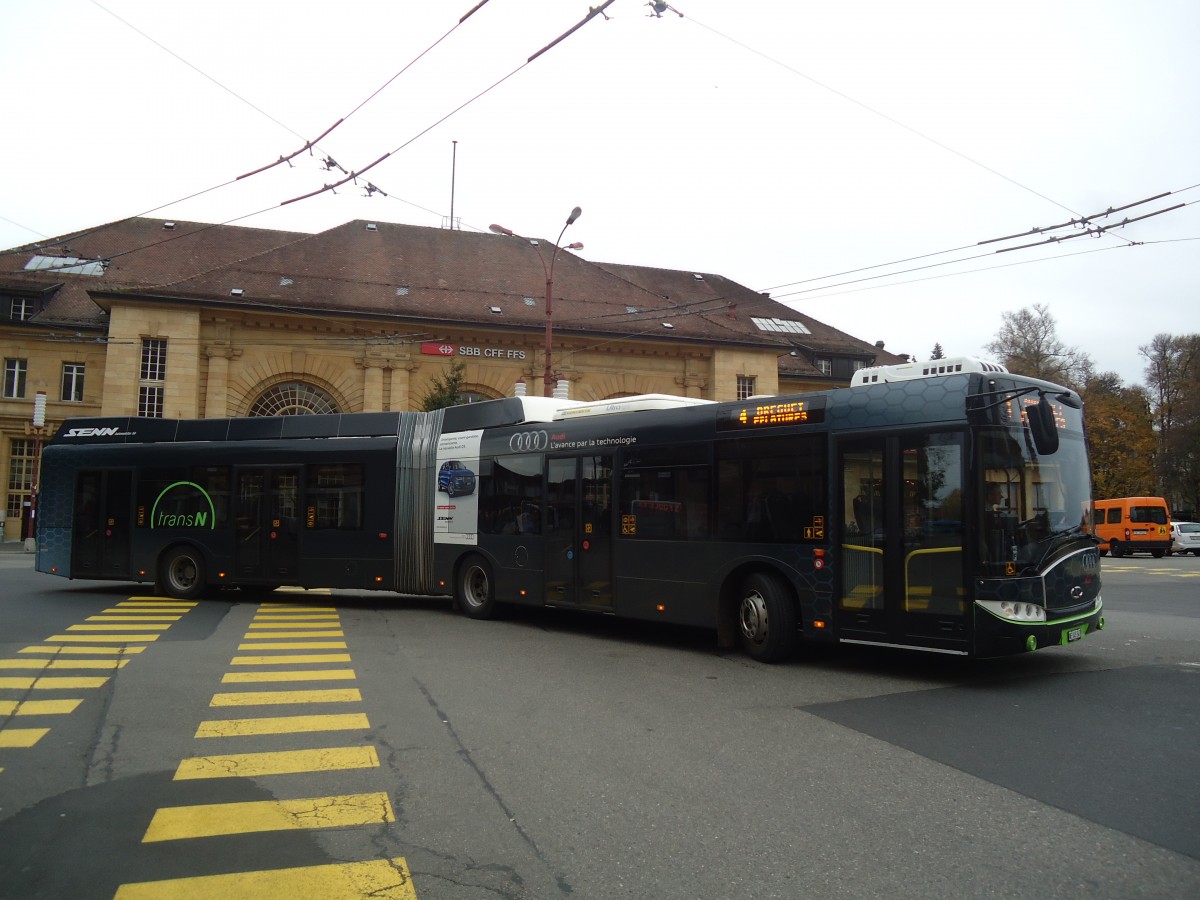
[
  {"x1": 1110, "y1": 540, "x2": 1123, "y2": 558},
  {"x1": 457, "y1": 555, "x2": 497, "y2": 620},
  {"x1": 159, "y1": 547, "x2": 206, "y2": 600},
  {"x1": 736, "y1": 571, "x2": 798, "y2": 663},
  {"x1": 1151, "y1": 549, "x2": 1165, "y2": 558}
]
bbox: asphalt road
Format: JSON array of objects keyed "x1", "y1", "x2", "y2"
[{"x1": 1, "y1": 549, "x2": 1197, "y2": 899}]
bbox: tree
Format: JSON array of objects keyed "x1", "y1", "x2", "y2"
[
  {"x1": 985, "y1": 303, "x2": 1091, "y2": 387},
  {"x1": 1140, "y1": 333, "x2": 1200, "y2": 515},
  {"x1": 1079, "y1": 372, "x2": 1156, "y2": 498},
  {"x1": 929, "y1": 342, "x2": 946, "y2": 360},
  {"x1": 419, "y1": 358, "x2": 467, "y2": 411}
]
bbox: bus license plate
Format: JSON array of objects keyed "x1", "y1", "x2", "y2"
[{"x1": 1066, "y1": 627, "x2": 1083, "y2": 643}]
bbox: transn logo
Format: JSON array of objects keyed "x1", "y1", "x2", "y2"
[{"x1": 65, "y1": 427, "x2": 120, "y2": 437}]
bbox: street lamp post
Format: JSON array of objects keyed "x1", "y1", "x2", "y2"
[
  {"x1": 25, "y1": 390, "x2": 46, "y2": 551},
  {"x1": 490, "y1": 207, "x2": 582, "y2": 397}
]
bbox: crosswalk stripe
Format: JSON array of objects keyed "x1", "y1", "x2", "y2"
[
  {"x1": 237, "y1": 641, "x2": 348, "y2": 650},
  {"x1": 0, "y1": 658, "x2": 129, "y2": 670},
  {"x1": 19, "y1": 645, "x2": 146, "y2": 655},
  {"x1": 0, "y1": 699, "x2": 84, "y2": 715},
  {"x1": 174, "y1": 745, "x2": 379, "y2": 780},
  {"x1": 86, "y1": 616, "x2": 183, "y2": 622},
  {"x1": 67, "y1": 624, "x2": 173, "y2": 632},
  {"x1": 222, "y1": 669, "x2": 357, "y2": 683},
  {"x1": 0, "y1": 676, "x2": 110, "y2": 689},
  {"x1": 0, "y1": 728, "x2": 51, "y2": 747},
  {"x1": 240, "y1": 631, "x2": 345, "y2": 639},
  {"x1": 44, "y1": 634, "x2": 160, "y2": 643},
  {"x1": 141, "y1": 792, "x2": 394, "y2": 842},
  {"x1": 118, "y1": 598, "x2": 197, "y2": 605},
  {"x1": 230, "y1": 653, "x2": 351, "y2": 665},
  {"x1": 194, "y1": 713, "x2": 370, "y2": 738},
  {"x1": 114, "y1": 856, "x2": 416, "y2": 899},
  {"x1": 210, "y1": 689, "x2": 362, "y2": 707},
  {"x1": 247, "y1": 622, "x2": 341, "y2": 629}
]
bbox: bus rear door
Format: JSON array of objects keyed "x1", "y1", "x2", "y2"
[
  {"x1": 545, "y1": 455, "x2": 614, "y2": 608},
  {"x1": 234, "y1": 467, "x2": 301, "y2": 584},
  {"x1": 71, "y1": 469, "x2": 132, "y2": 578}
]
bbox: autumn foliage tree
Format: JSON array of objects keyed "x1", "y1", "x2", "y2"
[{"x1": 1079, "y1": 372, "x2": 1157, "y2": 498}]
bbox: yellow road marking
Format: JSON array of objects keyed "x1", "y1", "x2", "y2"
[
  {"x1": 0, "y1": 676, "x2": 110, "y2": 689},
  {"x1": 142, "y1": 791, "x2": 394, "y2": 842},
  {"x1": 0, "y1": 728, "x2": 51, "y2": 747},
  {"x1": 86, "y1": 616, "x2": 182, "y2": 622},
  {"x1": 195, "y1": 713, "x2": 370, "y2": 738},
  {"x1": 252, "y1": 614, "x2": 341, "y2": 619},
  {"x1": 45, "y1": 634, "x2": 160, "y2": 643},
  {"x1": 0, "y1": 658, "x2": 129, "y2": 670},
  {"x1": 247, "y1": 622, "x2": 340, "y2": 629},
  {"x1": 19, "y1": 645, "x2": 146, "y2": 655},
  {"x1": 240, "y1": 631, "x2": 345, "y2": 639},
  {"x1": 120, "y1": 598, "x2": 197, "y2": 605},
  {"x1": 0, "y1": 699, "x2": 84, "y2": 715},
  {"x1": 67, "y1": 624, "x2": 172, "y2": 632},
  {"x1": 230, "y1": 653, "x2": 351, "y2": 665},
  {"x1": 210, "y1": 688, "x2": 362, "y2": 706},
  {"x1": 222, "y1": 669, "x2": 357, "y2": 683},
  {"x1": 174, "y1": 745, "x2": 379, "y2": 780},
  {"x1": 115, "y1": 857, "x2": 415, "y2": 899},
  {"x1": 261, "y1": 603, "x2": 336, "y2": 609},
  {"x1": 237, "y1": 641, "x2": 348, "y2": 650}
]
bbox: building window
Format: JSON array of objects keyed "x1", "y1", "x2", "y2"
[
  {"x1": 6, "y1": 438, "x2": 36, "y2": 523},
  {"x1": 139, "y1": 339, "x2": 167, "y2": 417},
  {"x1": 62, "y1": 363, "x2": 85, "y2": 402},
  {"x1": 736, "y1": 375, "x2": 756, "y2": 400},
  {"x1": 3, "y1": 358, "x2": 27, "y2": 399},
  {"x1": 9, "y1": 297, "x2": 33, "y2": 321},
  {"x1": 249, "y1": 382, "x2": 340, "y2": 416},
  {"x1": 816, "y1": 358, "x2": 832, "y2": 376},
  {"x1": 852, "y1": 360, "x2": 868, "y2": 372}
]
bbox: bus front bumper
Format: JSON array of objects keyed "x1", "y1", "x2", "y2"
[{"x1": 974, "y1": 597, "x2": 1104, "y2": 657}]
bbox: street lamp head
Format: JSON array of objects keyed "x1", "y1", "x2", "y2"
[
  {"x1": 565, "y1": 242, "x2": 584, "y2": 250},
  {"x1": 566, "y1": 206, "x2": 582, "y2": 225},
  {"x1": 488, "y1": 224, "x2": 513, "y2": 236}
]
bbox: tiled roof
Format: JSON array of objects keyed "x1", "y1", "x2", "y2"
[{"x1": 2, "y1": 218, "x2": 905, "y2": 372}]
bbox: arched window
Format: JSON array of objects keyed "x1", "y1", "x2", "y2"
[{"x1": 248, "y1": 382, "x2": 341, "y2": 416}]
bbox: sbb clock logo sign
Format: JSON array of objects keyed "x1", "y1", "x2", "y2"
[{"x1": 420, "y1": 342, "x2": 527, "y2": 360}]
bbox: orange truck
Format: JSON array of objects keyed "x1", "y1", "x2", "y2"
[{"x1": 1092, "y1": 497, "x2": 1172, "y2": 557}]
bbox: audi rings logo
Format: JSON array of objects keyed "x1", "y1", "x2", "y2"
[{"x1": 509, "y1": 430, "x2": 550, "y2": 452}]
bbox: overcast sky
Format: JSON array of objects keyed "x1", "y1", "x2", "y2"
[{"x1": 3, "y1": 0, "x2": 1197, "y2": 388}]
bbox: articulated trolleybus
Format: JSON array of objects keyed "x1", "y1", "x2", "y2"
[{"x1": 36, "y1": 358, "x2": 1103, "y2": 661}]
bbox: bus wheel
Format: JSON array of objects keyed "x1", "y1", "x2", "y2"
[
  {"x1": 457, "y1": 555, "x2": 497, "y2": 620},
  {"x1": 1110, "y1": 540, "x2": 1124, "y2": 558},
  {"x1": 159, "y1": 548, "x2": 206, "y2": 600},
  {"x1": 736, "y1": 572, "x2": 798, "y2": 663},
  {"x1": 1151, "y1": 549, "x2": 1165, "y2": 558}
]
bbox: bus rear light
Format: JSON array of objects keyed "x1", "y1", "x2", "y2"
[
  {"x1": 656, "y1": 604, "x2": 666, "y2": 612},
  {"x1": 378, "y1": 533, "x2": 388, "y2": 540}
]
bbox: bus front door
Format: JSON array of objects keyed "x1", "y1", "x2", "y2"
[
  {"x1": 71, "y1": 469, "x2": 132, "y2": 578},
  {"x1": 837, "y1": 433, "x2": 967, "y2": 653},
  {"x1": 545, "y1": 455, "x2": 613, "y2": 608},
  {"x1": 234, "y1": 467, "x2": 301, "y2": 584}
]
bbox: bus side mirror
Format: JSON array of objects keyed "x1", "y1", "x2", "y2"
[{"x1": 1029, "y1": 394, "x2": 1059, "y2": 455}]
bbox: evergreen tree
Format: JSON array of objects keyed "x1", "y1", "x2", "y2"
[
  {"x1": 419, "y1": 358, "x2": 467, "y2": 411},
  {"x1": 930, "y1": 342, "x2": 945, "y2": 360}
]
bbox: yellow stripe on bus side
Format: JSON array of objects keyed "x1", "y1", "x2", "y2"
[
  {"x1": 174, "y1": 745, "x2": 379, "y2": 780},
  {"x1": 114, "y1": 857, "x2": 416, "y2": 899},
  {"x1": 142, "y1": 792, "x2": 394, "y2": 842},
  {"x1": 194, "y1": 713, "x2": 370, "y2": 738}
]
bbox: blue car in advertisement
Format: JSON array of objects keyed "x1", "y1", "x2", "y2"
[{"x1": 438, "y1": 460, "x2": 476, "y2": 498}]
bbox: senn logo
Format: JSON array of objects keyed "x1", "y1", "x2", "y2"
[
  {"x1": 66, "y1": 427, "x2": 121, "y2": 437},
  {"x1": 150, "y1": 481, "x2": 217, "y2": 529}
]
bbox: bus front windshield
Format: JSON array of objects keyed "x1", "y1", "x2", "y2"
[{"x1": 979, "y1": 426, "x2": 1092, "y2": 573}]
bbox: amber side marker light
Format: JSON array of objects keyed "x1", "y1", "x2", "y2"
[
  {"x1": 813, "y1": 620, "x2": 826, "y2": 629},
  {"x1": 656, "y1": 604, "x2": 666, "y2": 612}
]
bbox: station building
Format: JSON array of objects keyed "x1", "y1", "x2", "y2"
[{"x1": 1, "y1": 217, "x2": 905, "y2": 541}]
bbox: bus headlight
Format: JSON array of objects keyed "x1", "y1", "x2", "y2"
[{"x1": 977, "y1": 599, "x2": 1047, "y2": 623}]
